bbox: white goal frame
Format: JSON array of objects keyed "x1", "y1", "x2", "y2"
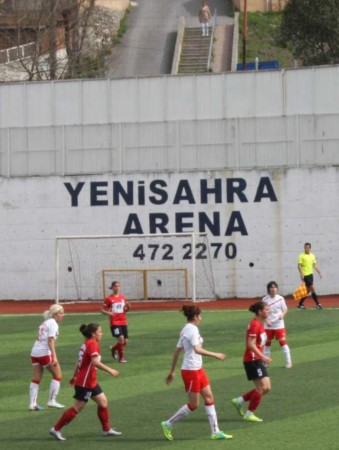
[
  {"x1": 55, "y1": 232, "x2": 215, "y2": 303},
  {"x1": 102, "y1": 268, "x2": 189, "y2": 301}
]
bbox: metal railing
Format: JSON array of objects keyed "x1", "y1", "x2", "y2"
[{"x1": 207, "y1": 8, "x2": 217, "y2": 72}]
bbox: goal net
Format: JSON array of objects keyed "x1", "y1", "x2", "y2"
[{"x1": 55, "y1": 233, "x2": 216, "y2": 303}]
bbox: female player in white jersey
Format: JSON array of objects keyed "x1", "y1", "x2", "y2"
[
  {"x1": 262, "y1": 281, "x2": 292, "y2": 368},
  {"x1": 29, "y1": 304, "x2": 65, "y2": 411},
  {"x1": 161, "y1": 304, "x2": 233, "y2": 441}
]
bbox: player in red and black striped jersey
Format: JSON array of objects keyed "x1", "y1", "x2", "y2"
[
  {"x1": 231, "y1": 301, "x2": 272, "y2": 423},
  {"x1": 101, "y1": 281, "x2": 131, "y2": 363},
  {"x1": 49, "y1": 323, "x2": 121, "y2": 441}
]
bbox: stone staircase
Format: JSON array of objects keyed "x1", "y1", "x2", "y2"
[{"x1": 178, "y1": 27, "x2": 212, "y2": 74}]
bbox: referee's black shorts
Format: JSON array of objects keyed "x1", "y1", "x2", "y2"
[{"x1": 304, "y1": 274, "x2": 314, "y2": 288}]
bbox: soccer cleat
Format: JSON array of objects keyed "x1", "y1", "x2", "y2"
[
  {"x1": 119, "y1": 357, "x2": 127, "y2": 363},
  {"x1": 211, "y1": 431, "x2": 233, "y2": 440},
  {"x1": 102, "y1": 428, "x2": 122, "y2": 436},
  {"x1": 161, "y1": 421, "x2": 173, "y2": 441},
  {"x1": 231, "y1": 398, "x2": 244, "y2": 416},
  {"x1": 297, "y1": 305, "x2": 306, "y2": 310},
  {"x1": 47, "y1": 400, "x2": 65, "y2": 409},
  {"x1": 243, "y1": 413, "x2": 263, "y2": 422},
  {"x1": 50, "y1": 427, "x2": 66, "y2": 441},
  {"x1": 29, "y1": 404, "x2": 44, "y2": 411},
  {"x1": 316, "y1": 304, "x2": 323, "y2": 310},
  {"x1": 285, "y1": 363, "x2": 293, "y2": 369}
]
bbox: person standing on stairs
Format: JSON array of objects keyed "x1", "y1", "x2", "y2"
[{"x1": 199, "y1": 1, "x2": 211, "y2": 36}]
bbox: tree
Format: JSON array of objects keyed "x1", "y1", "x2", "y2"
[
  {"x1": 0, "y1": 0, "x2": 96, "y2": 80},
  {"x1": 280, "y1": 0, "x2": 339, "y2": 66}
]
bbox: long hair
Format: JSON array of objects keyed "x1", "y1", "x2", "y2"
[{"x1": 43, "y1": 304, "x2": 64, "y2": 320}]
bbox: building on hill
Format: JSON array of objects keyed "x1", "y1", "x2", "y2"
[
  {"x1": 0, "y1": 0, "x2": 91, "y2": 81},
  {"x1": 232, "y1": 0, "x2": 288, "y2": 12}
]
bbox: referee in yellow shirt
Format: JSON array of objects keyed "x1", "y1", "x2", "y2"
[{"x1": 297, "y1": 242, "x2": 322, "y2": 309}]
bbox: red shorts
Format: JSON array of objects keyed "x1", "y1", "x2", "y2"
[
  {"x1": 265, "y1": 328, "x2": 286, "y2": 341},
  {"x1": 181, "y1": 368, "x2": 210, "y2": 393},
  {"x1": 31, "y1": 355, "x2": 53, "y2": 368}
]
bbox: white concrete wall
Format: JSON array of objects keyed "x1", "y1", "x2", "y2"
[
  {"x1": 2, "y1": 65, "x2": 339, "y2": 128},
  {"x1": 1, "y1": 66, "x2": 339, "y2": 301},
  {"x1": 2, "y1": 114, "x2": 339, "y2": 177},
  {"x1": 1, "y1": 167, "x2": 337, "y2": 300}
]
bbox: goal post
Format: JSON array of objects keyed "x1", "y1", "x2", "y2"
[
  {"x1": 102, "y1": 268, "x2": 189, "y2": 301},
  {"x1": 55, "y1": 232, "x2": 216, "y2": 303}
]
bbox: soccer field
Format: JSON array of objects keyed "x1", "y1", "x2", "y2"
[{"x1": 0, "y1": 308, "x2": 338, "y2": 450}]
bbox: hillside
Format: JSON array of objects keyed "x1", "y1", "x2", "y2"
[{"x1": 239, "y1": 11, "x2": 295, "y2": 68}]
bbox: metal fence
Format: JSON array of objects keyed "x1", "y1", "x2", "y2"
[{"x1": 0, "y1": 42, "x2": 35, "y2": 64}]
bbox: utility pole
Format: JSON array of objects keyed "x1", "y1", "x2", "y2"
[
  {"x1": 242, "y1": 0, "x2": 248, "y2": 70},
  {"x1": 49, "y1": 0, "x2": 57, "y2": 80}
]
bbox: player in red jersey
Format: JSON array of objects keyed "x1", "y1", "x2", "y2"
[
  {"x1": 101, "y1": 281, "x2": 130, "y2": 363},
  {"x1": 49, "y1": 323, "x2": 121, "y2": 441},
  {"x1": 29, "y1": 304, "x2": 65, "y2": 411},
  {"x1": 231, "y1": 301, "x2": 272, "y2": 423}
]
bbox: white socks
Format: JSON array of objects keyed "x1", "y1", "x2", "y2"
[
  {"x1": 166, "y1": 404, "x2": 191, "y2": 427},
  {"x1": 282, "y1": 344, "x2": 292, "y2": 366},
  {"x1": 264, "y1": 346, "x2": 271, "y2": 357},
  {"x1": 205, "y1": 404, "x2": 220, "y2": 433},
  {"x1": 29, "y1": 382, "x2": 39, "y2": 406},
  {"x1": 264, "y1": 344, "x2": 292, "y2": 366},
  {"x1": 49, "y1": 379, "x2": 60, "y2": 402}
]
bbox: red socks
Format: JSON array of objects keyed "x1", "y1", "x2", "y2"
[
  {"x1": 97, "y1": 406, "x2": 110, "y2": 431},
  {"x1": 248, "y1": 390, "x2": 262, "y2": 412},
  {"x1": 54, "y1": 407, "x2": 78, "y2": 431},
  {"x1": 242, "y1": 389, "x2": 255, "y2": 402},
  {"x1": 242, "y1": 389, "x2": 262, "y2": 412}
]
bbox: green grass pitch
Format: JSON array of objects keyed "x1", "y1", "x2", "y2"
[{"x1": 0, "y1": 307, "x2": 338, "y2": 450}]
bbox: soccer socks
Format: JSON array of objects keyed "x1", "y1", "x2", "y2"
[
  {"x1": 111, "y1": 344, "x2": 118, "y2": 353},
  {"x1": 54, "y1": 407, "x2": 78, "y2": 431},
  {"x1": 242, "y1": 389, "x2": 255, "y2": 402},
  {"x1": 166, "y1": 403, "x2": 193, "y2": 427},
  {"x1": 263, "y1": 345, "x2": 271, "y2": 357},
  {"x1": 298, "y1": 298, "x2": 306, "y2": 307},
  {"x1": 311, "y1": 292, "x2": 320, "y2": 305},
  {"x1": 282, "y1": 344, "x2": 292, "y2": 366},
  {"x1": 248, "y1": 390, "x2": 262, "y2": 412},
  {"x1": 118, "y1": 343, "x2": 125, "y2": 359},
  {"x1": 29, "y1": 380, "x2": 39, "y2": 406},
  {"x1": 49, "y1": 378, "x2": 61, "y2": 403},
  {"x1": 241, "y1": 389, "x2": 262, "y2": 412},
  {"x1": 97, "y1": 406, "x2": 110, "y2": 432},
  {"x1": 205, "y1": 402, "x2": 220, "y2": 434}
]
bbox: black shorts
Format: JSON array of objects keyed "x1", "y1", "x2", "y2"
[
  {"x1": 304, "y1": 274, "x2": 314, "y2": 288},
  {"x1": 73, "y1": 384, "x2": 103, "y2": 402},
  {"x1": 111, "y1": 325, "x2": 128, "y2": 339},
  {"x1": 244, "y1": 360, "x2": 268, "y2": 381}
]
